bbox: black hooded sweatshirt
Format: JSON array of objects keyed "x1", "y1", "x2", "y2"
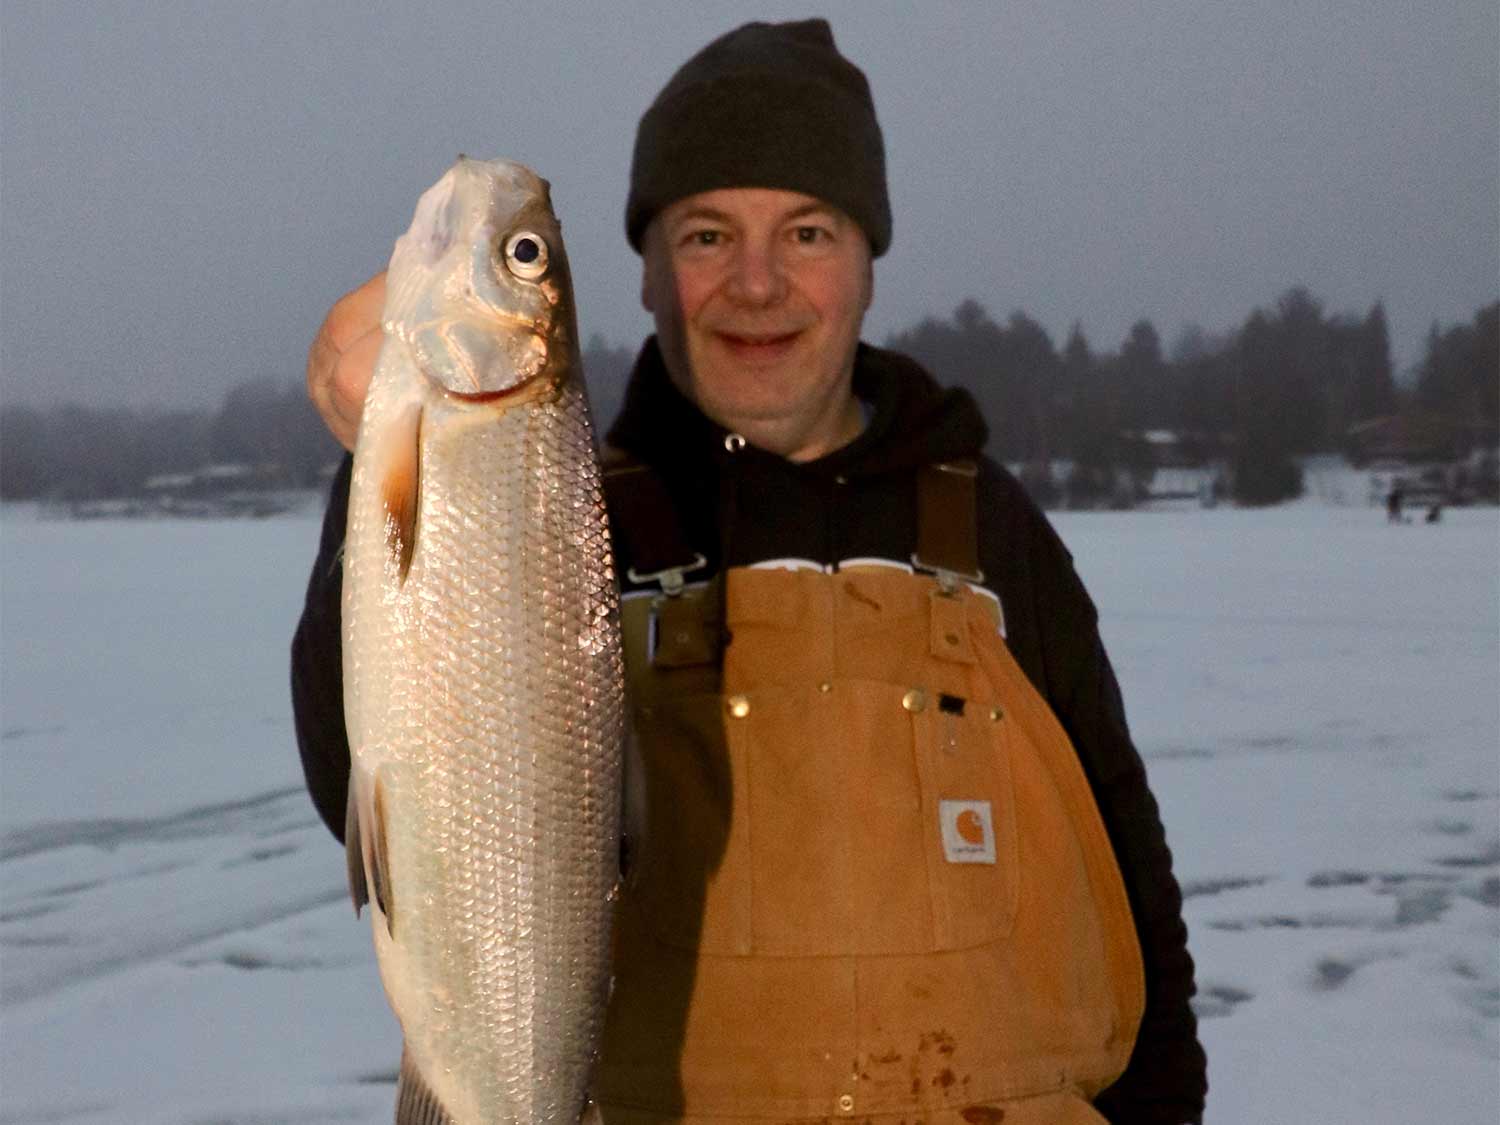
[{"x1": 290, "y1": 339, "x2": 1207, "y2": 1124}]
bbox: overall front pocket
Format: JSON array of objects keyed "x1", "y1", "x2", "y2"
[{"x1": 630, "y1": 678, "x2": 1020, "y2": 957}]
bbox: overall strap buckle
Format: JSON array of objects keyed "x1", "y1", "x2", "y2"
[{"x1": 627, "y1": 554, "x2": 707, "y2": 597}]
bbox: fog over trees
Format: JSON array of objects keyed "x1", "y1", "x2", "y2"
[{"x1": 2, "y1": 291, "x2": 1495, "y2": 507}]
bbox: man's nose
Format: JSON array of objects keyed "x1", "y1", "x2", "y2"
[{"x1": 725, "y1": 241, "x2": 787, "y2": 305}]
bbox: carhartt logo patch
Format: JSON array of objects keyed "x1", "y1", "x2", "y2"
[{"x1": 939, "y1": 799, "x2": 996, "y2": 864}]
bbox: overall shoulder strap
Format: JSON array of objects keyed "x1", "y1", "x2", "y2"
[
  {"x1": 600, "y1": 445, "x2": 722, "y2": 670},
  {"x1": 600, "y1": 445, "x2": 706, "y2": 595},
  {"x1": 912, "y1": 459, "x2": 983, "y2": 586}
]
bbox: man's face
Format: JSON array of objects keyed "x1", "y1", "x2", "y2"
[{"x1": 640, "y1": 187, "x2": 873, "y2": 461}]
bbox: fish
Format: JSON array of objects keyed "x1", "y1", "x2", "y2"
[{"x1": 341, "y1": 157, "x2": 624, "y2": 1124}]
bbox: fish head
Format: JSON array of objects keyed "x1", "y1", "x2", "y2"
[{"x1": 383, "y1": 157, "x2": 577, "y2": 403}]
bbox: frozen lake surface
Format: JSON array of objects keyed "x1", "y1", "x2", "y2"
[{"x1": 2, "y1": 501, "x2": 1496, "y2": 1123}]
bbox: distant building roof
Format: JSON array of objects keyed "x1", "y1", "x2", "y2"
[
  {"x1": 201, "y1": 463, "x2": 254, "y2": 479},
  {"x1": 1345, "y1": 412, "x2": 1491, "y2": 463}
]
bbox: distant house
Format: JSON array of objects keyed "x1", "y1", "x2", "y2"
[
  {"x1": 1120, "y1": 428, "x2": 1232, "y2": 469},
  {"x1": 122, "y1": 462, "x2": 302, "y2": 518},
  {"x1": 1347, "y1": 413, "x2": 1500, "y2": 506},
  {"x1": 142, "y1": 463, "x2": 287, "y2": 499},
  {"x1": 142, "y1": 472, "x2": 196, "y2": 493},
  {"x1": 1139, "y1": 429, "x2": 1187, "y2": 467},
  {"x1": 1117, "y1": 429, "x2": 1229, "y2": 507},
  {"x1": 1343, "y1": 412, "x2": 1491, "y2": 466},
  {"x1": 1016, "y1": 431, "x2": 1230, "y2": 510}
]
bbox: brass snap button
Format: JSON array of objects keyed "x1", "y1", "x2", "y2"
[
  {"x1": 989, "y1": 705, "x2": 1004, "y2": 721},
  {"x1": 901, "y1": 688, "x2": 927, "y2": 713},
  {"x1": 837, "y1": 1093, "x2": 855, "y2": 1113},
  {"x1": 818, "y1": 681, "x2": 832, "y2": 694},
  {"x1": 727, "y1": 694, "x2": 751, "y2": 719}
]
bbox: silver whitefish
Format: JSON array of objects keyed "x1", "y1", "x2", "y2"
[{"x1": 342, "y1": 157, "x2": 623, "y2": 1124}]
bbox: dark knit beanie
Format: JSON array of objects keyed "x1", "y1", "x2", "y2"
[{"x1": 625, "y1": 19, "x2": 891, "y2": 256}]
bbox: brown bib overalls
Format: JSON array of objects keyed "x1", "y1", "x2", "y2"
[{"x1": 593, "y1": 468, "x2": 1144, "y2": 1124}]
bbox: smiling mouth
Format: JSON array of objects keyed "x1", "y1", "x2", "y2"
[{"x1": 715, "y1": 329, "x2": 802, "y2": 358}]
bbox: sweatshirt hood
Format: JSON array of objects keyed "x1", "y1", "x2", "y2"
[{"x1": 605, "y1": 337, "x2": 988, "y2": 479}]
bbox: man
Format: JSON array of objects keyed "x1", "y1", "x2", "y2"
[{"x1": 292, "y1": 20, "x2": 1207, "y2": 1124}]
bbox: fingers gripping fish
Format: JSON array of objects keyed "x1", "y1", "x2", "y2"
[{"x1": 342, "y1": 157, "x2": 624, "y2": 1124}]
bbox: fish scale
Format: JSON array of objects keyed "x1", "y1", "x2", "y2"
[{"x1": 342, "y1": 158, "x2": 622, "y2": 1124}]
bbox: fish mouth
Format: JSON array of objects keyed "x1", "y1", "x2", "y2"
[{"x1": 439, "y1": 374, "x2": 547, "y2": 405}]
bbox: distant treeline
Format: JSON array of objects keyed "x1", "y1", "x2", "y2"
[
  {"x1": 2, "y1": 289, "x2": 1495, "y2": 506},
  {"x1": 889, "y1": 290, "x2": 1497, "y2": 505},
  {"x1": 1, "y1": 379, "x2": 342, "y2": 502}
]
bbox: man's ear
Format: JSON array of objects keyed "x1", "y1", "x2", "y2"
[{"x1": 639, "y1": 220, "x2": 662, "y2": 313}]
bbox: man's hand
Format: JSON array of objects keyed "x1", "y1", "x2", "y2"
[{"x1": 307, "y1": 271, "x2": 387, "y2": 451}]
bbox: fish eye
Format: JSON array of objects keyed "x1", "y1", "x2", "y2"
[{"x1": 503, "y1": 231, "x2": 549, "y2": 280}]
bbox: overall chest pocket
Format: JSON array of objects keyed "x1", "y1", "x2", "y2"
[
  {"x1": 905, "y1": 688, "x2": 1021, "y2": 949},
  {"x1": 629, "y1": 677, "x2": 1020, "y2": 956}
]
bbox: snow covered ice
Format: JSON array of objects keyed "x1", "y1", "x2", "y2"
[{"x1": 1, "y1": 501, "x2": 1496, "y2": 1123}]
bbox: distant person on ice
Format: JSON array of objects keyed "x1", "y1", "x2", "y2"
[
  {"x1": 289, "y1": 18, "x2": 1207, "y2": 1123},
  {"x1": 1387, "y1": 481, "x2": 1406, "y2": 523}
]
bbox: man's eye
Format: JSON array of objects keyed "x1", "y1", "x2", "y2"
[
  {"x1": 684, "y1": 230, "x2": 721, "y2": 247},
  {"x1": 794, "y1": 226, "x2": 832, "y2": 244}
]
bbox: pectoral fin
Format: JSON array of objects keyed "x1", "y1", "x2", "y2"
[
  {"x1": 344, "y1": 782, "x2": 368, "y2": 917},
  {"x1": 381, "y1": 404, "x2": 423, "y2": 583},
  {"x1": 346, "y1": 770, "x2": 394, "y2": 938},
  {"x1": 371, "y1": 774, "x2": 395, "y2": 938},
  {"x1": 395, "y1": 1046, "x2": 456, "y2": 1125}
]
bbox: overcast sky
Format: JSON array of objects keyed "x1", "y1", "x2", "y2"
[{"x1": 2, "y1": 0, "x2": 1495, "y2": 411}]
